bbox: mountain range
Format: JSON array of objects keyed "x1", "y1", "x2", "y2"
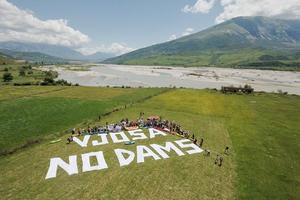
[
  {"x1": 0, "y1": 42, "x2": 114, "y2": 62},
  {"x1": 0, "y1": 49, "x2": 68, "y2": 64},
  {"x1": 1, "y1": 16, "x2": 300, "y2": 69},
  {"x1": 104, "y1": 16, "x2": 300, "y2": 69}
]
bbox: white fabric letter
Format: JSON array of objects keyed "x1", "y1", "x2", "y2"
[
  {"x1": 174, "y1": 139, "x2": 203, "y2": 154},
  {"x1": 73, "y1": 135, "x2": 90, "y2": 147},
  {"x1": 45, "y1": 155, "x2": 78, "y2": 179},
  {"x1": 92, "y1": 134, "x2": 109, "y2": 146},
  {"x1": 148, "y1": 128, "x2": 167, "y2": 138},
  {"x1": 150, "y1": 142, "x2": 185, "y2": 159},
  {"x1": 128, "y1": 129, "x2": 147, "y2": 140},
  {"x1": 81, "y1": 151, "x2": 108, "y2": 172},
  {"x1": 114, "y1": 149, "x2": 135, "y2": 166},
  {"x1": 110, "y1": 132, "x2": 130, "y2": 143},
  {"x1": 136, "y1": 145, "x2": 161, "y2": 163}
]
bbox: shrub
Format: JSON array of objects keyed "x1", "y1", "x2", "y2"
[
  {"x1": 278, "y1": 89, "x2": 288, "y2": 95},
  {"x1": 19, "y1": 69, "x2": 26, "y2": 76},
  {"x1": 14, "y1": 82, "x2": 33, "y2": 86},
  {"x1": 41, "y1": 77, "x2": 55, "y2": 85},
  {"x1": 3, "y1": 72, "x2": 13, "y2": 82},
  {"x1": 56, "y1": 79, "x2": 72, "y2": 86},
  {"x1": 27, "y1": 70, "x2": 33, "y2": 75},
  {"x1": 44, "y1": 70, "x2": 58, "y2": 79},
  {"x1": 41, "y1": 78, "x2": 72, "y2": 86}
]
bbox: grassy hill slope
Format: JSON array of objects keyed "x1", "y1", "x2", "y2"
[
  {"x1": 0, "y1": 52, "x2": 17, "y2": 65},
  {"x1": 0, "y1": 49, "x2": 67, "y2": 64}
]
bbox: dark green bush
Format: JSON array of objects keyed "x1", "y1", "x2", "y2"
[{"x1": 3, "y1": 72, "x2": 13, "y2": 82}]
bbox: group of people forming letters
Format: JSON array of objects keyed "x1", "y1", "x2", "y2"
[{"x1": 67, "y1": 112, "x2": 230, "y2": 167}]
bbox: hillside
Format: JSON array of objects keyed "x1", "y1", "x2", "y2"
[
  {"x1": 0, "y1": 49, "x2": 67, "y2": 64},
  {"x1": 0, "y1": 52, "x2": 15, "y2": 64},
  {"x1": 104, "y1": 16, "x2": 300, "y2": 70},
  {"x1": 0, "y1": 42, "x2": 114, "y2": 61}
]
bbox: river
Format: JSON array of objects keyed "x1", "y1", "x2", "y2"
[{"x1": 43, "y1": 64, "x2": 300, "y2": 95}]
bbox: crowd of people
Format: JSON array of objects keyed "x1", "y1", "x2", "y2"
[{"x1": 67, "y1": 113, "x2": 230, "y2": 167}]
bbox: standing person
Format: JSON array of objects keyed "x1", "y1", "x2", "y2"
[
  {"x1": 77, "y1": 129, "x2": 82, "y2": 136},
  {"x1": 224, "y1": 146, "x2": 229, "y2": 154},
  {"x1": 199, "y1": 138, "x2": 204, "y2": 147},
  {"x1": 67, "y1": 136, "x2": 73, "y2": 144},
  {"x1": 193, "y1": 138, "x2": 198, "y2": 144},
  {"x1": 219, "y1": 156, "x2": 223, "y2": 167},
  {"x1": 215, "y1": 155, "x2": 219, "y2": 165}
]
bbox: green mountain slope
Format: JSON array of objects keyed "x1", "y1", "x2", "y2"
[
  {"x1": 104, "y1": 16, "x2": 300, "y2": 70},
  {"x1": 0, "y1": 49, "x2": 67, "y2": 64},
  {"x1": 0, "y1": 52, "x2": 15, "y2": 64},
  {"x1": 0, "y1": 42, "x2": 114, "y2": 61}
]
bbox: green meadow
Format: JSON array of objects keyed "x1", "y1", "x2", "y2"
[
  {"x1": 0, "y1": 86, "x2": 167, "y2": 153},
  {"x1": 0, "y1": 86, "x2": 299, "y2": 200}
]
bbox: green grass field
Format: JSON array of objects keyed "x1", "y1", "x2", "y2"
[
  {"x1": 0, "y1": 86, "x2": 299, "y2": 199},
  {"x1": 0, "y1": 86, "x2": 167, "y2": 153}
]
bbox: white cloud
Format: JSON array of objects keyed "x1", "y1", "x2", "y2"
[
  {"x1": 182, "y1": 0, "x2": 216, "y2": 14},
  {"x1": 169, "y1": 28, "x2": 195, "y2": 41},
  {"x1": 216, "y1": 0, "x2": 300, "y2": 23},
  {"x1": 182, "y1": 0, "x2": 300, "y2": 23},
  {"x1": 76, "y1": 43, "x2": 135, "y2": 56},
  {"x1": 0, "y1": 0, "x2": 89, "y2": 47}
]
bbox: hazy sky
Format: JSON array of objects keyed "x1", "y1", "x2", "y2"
[{"x1": 1, "y1": 0, "x2": 300, "y2": 55}]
